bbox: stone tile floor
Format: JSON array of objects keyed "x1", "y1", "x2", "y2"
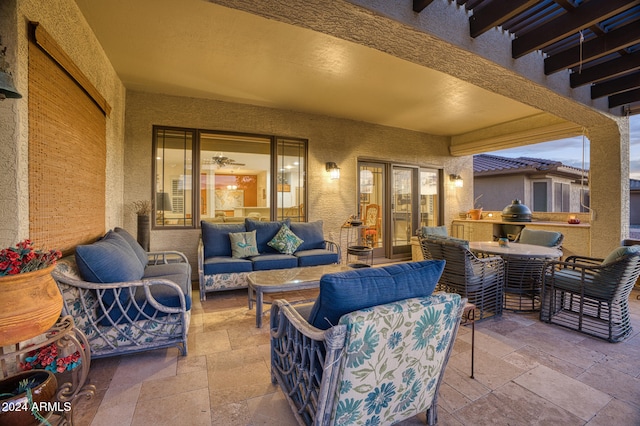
[{"x1": 72, "y1": 286, "x2": 640, "y2": 425}]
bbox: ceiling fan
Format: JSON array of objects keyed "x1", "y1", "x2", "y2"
[{"x1": 206, "y1": 153, "x2": 245, "y2": 169}]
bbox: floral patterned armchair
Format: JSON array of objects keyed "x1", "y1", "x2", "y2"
[{"x1": 270, "y1": 292, "x2": 465, "y2": 425}]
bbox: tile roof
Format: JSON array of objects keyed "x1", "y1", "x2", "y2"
[{"x1": 474, "y1": 154, "x2": 588, "y2": 179}]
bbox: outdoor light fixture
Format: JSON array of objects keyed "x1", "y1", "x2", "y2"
[
  {"x1": 449, "y1": 174, "x2": 463, "y2": 188},
  {"x1": 0, "y1": 36, "x2": 22, "y2": 100},
  {"x1": 326, "y1": 162, "x2": 340, "y2": 180}
]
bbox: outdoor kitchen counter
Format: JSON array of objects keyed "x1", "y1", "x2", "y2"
[{"x1": 412, "y1": 218, "x2": 590, "y2": 261}]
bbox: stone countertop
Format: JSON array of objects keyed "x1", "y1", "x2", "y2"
[{"x1": 451, "y1": 219, "x2": 590, "y2": 228}]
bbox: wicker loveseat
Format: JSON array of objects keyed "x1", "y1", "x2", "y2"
[
  {"x1": 52, "y1": 228, "x2": 191, "y2": 358},
  {"x1": 198, "y1": 219, "x2": 340, "y2": 301}
]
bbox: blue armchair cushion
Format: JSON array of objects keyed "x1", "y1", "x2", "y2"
[
  {"x1": 268, "y1": 225, "x2": 303, "y2": 255},
  {"x1": 114, "y1": 227, "x2": 148, "y2": 267},
  {"x1": 420, "y1": 225, "x2": 448, "y2": 237},
  {"x1": 75, "y1": 231, "x2": 145, "y2": 283},
  {"x1": 201, "y1": 221, "x2": 247, "y2": 258},
  {"x1": 229, "y1": 230, "x2": 260, "y2": 258},
  {"x1": 307, "y1": 260, "x2": 445, "y2": 330},
  {"x1": 295, "y1": 249, "x2": 340, "y2": 267},
  {"x1": 245, "y1": 218, "x2": 291, "y2": 253},
  {"x1": 290, "y1": 221, "x2": 326, "y2": 251},
  {"x1": 518, "y1": 228, "x2": 562, "y2": 247},
  {"x1": 250, "y1": 253, "x2": 298, "y2": 271},
  {"x1": 602, "y1": 245, "x2": 640, "y2": 265},
  {"x1": 142, "y1": 262, "x2": 191, "y2": 294}
]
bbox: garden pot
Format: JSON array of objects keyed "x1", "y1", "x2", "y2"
[
  {"x1": 137, "y1": 214, "x2": 150, "y2": 251},
  {"x1": 468, "y1": 208, "x2": 483, "y2": 220},
  {"x1": 0, "y1": 265, "x2": 63, "y2": 347},
  {"x1": 0, "y1": 370, "x2": 57, "y2": 426}
]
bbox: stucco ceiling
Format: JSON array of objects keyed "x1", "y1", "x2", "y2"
[{"x1": 74, "y1": 0, "x2": 544, "y2": 136}]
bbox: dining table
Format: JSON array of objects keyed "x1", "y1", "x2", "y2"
[{"x1": 468, "y1": 241, "x2": 562, "y2": 312}]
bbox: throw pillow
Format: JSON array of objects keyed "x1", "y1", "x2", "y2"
[
  {"x1": 267, "y1": 225, "x2": 304, "y2": 255},
  {"x1": 290, "y1": 221, "x2": 326, "y2": 251},
  {"x1": 114, "y1": 227, "x2": 148, "y2": 268},
  {"x1": 245, "y1": 218, "x2": 291, "y2": 253},
  {"x1": 75, "y1": 231, "x2": 145, "y2": 283},
  {"x1": 229, "y1": 230, "x2": 259, "y2": 258},
  {"x1": 307, "y1": 260, "x2": 445, "y2": 330}
]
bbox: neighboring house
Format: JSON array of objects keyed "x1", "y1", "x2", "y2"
[{"x1": 473, "y1": 154, "x2": 590, "y2": 213}]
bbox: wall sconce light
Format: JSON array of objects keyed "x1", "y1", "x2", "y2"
[
  {"x1": 449, "y1": 174, "x2": 463, "y2": 188},
  {"x1": 326, "y1": 162, "x2": 340, "y2": 180}
]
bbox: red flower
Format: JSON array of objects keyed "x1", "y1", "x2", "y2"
[{"x1": 0, "y1": 240, "x2": 62, "y2": 276}]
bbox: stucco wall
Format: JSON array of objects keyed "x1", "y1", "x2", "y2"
[
  {"x1": 123, "y1": 91, "x2": 471, "y2": 267},
  {"x1": 0, "y1": 0, "x2": 126, "y2": 247}
]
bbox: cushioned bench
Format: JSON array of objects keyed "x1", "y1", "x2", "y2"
[{"x1": 197, "y1": 219, "x2": 340, "y2": 301}]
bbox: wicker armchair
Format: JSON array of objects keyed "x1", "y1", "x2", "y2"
[
  {"x1": 270, "y1": 293, "x2": 465, "y2": 426},
  {"x1": 540, "y1": 246, "x2": 640, "y2": 342},
  {"x1": 419, "y1": 236, "x2": 504, "y2": 320}
]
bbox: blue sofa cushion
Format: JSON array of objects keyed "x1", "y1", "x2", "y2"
[
  {"x1": 295, "y1": 249, "x2": 339, "y2": 267},
  {"x1": 250, "y1": 253, "x2": 298, "y2": 271},
  {"x1": 114, "y1": 227, "x2": 148, "y2": 267},
  {"x1": 143, "y1": 262, "x2": 191, "y2": 294},
  {"x1": 99, "y1": 282, "x2": 192, "y2": 326},
  {"x1": 201, "y1": 221, "x2": 247, "y2": 258},
  {"x1": 290, "y1": 221, "x2": 326, "y2": 251},
  {"x1": 229, "y1": 230, "x2": 260, "y2": 258},
  {"x1": 307, "y1": 260, "x2": 445, "y2": 330},
  {"x1": 75, "y1": 231, "x2": 145, "y2": 283},
  {"x1": 245, "y1": 218, "x2": 291, "y2": 253},
  {"x1": 203, "y1": 257, "x2": 253, "y2": 275},
  {"x1": 268, "y1": 225, "x2": 303, "y2": 255}
]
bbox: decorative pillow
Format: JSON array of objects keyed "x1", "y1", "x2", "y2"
[
  {"x1": 290, "y1": 221, "x2": 325, "y2": 251},
  {"x1": 201, "y1": 221, "x2": 247, "y2": 258},
  {"x1": 245, "y1": 218, "x2": 291, "y2": 253},
  {"x1": 229, "y1": 230, "x2": 259, "y2": 258},
  {"x1": 267, "y1": 225, "x2": 304, "y2": 255},
  {"x1": 307, "y1": 260, "x2": 445, "y2": 330},
  {"x1": 75, "y1": 231, "x2": 145, "y2": 283}
]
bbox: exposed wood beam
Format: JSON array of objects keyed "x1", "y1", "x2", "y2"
[
  {"x1": 570, "y1": 51, "x2": 640, "y2": 87},
  {"x1": 413, "y1": 0, "x2": 434, "y2": 13},
  {"x1": 544, "y1": 21, "x2": 640, "y2": 75},
  {"x1": 469, "y1": 0, "x2": 538, "y2": 38},
  {"x1": 609, "y1": 87, "x2": 640, "y2": 108},
  {"x1": 591, "y1": 71, "x2": 640, "y2": 99},
  {"x1": 512, "y1": 0, "x2": 639, "y2": 59}
]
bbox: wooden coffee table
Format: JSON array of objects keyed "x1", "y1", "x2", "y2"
[{"x1": 247, "y1": 264, "x2": 350, "y2": 328}]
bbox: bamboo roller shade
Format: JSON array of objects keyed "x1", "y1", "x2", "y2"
[{"x1": 28, "y1": 22, "x2": 109, "y2": 254}]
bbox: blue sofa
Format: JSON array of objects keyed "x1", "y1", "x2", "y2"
[{"x1": 198, "y1": 219, "x2": 340, "y2": 301}]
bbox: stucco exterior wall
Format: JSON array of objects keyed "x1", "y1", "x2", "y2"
[
  {"x1": 0, "y1": 0, "x2": 126, "y2": 247},
  {"x1": 124, "y1": 91, "x2": 470, "y2": 266}
]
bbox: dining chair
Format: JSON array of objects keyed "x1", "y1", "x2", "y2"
[
  {"x1": 540, "y1": 245, "x2": 640, "y2": 342},
  {"x1": 363, "y1": 203, "x2": 381, "y2": 247},
  {"x1": 419, "y1": 236, "x2": 504, "y2": 321}
]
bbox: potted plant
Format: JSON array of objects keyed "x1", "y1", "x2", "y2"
[
  {"x1": 0, "y1": 370, "x2": 57, "y2": 426},
  {"x1": 468, "y1": 194, "x2": 483, "y2": 220},
  {"x1": 133, "y1": 200, "x2": 151, "y2": 251},
  {"x1": 0, "y1": 240, "x2": 63, "y2": 347}
]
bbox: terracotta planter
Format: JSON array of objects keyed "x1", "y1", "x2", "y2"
[
  {"x1": 0, "y1": 370, "x2": 58, "y2": 426},
  {"x1": 0, "y1": 265, "x2": 63, "y2": 347},
  {"x1": 468, "y1": 208, "x2": 483, "y2": 220}
]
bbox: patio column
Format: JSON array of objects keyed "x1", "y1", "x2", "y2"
[{"x1": 588, "y1": 118, "x2": 630, "y2": 258}]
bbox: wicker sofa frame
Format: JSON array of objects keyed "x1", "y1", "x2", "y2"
[{"x1": 53, "y1": 251, "x2": 191, "y2": 358}]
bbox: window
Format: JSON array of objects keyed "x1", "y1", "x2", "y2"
[
  {"x1": 553, "y1": 182, "x2": 570, "y2": 212},
  {"x1": 533, "y1": 181, "x2": 548, "y2": 212},
  {"x1": 153, "y1": 126, "x2": 307, "y2": 228}
]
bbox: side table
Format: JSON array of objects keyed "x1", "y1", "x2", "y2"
[{"x1": 0, "y1": 315, "x2": 95, "y2": 424}]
